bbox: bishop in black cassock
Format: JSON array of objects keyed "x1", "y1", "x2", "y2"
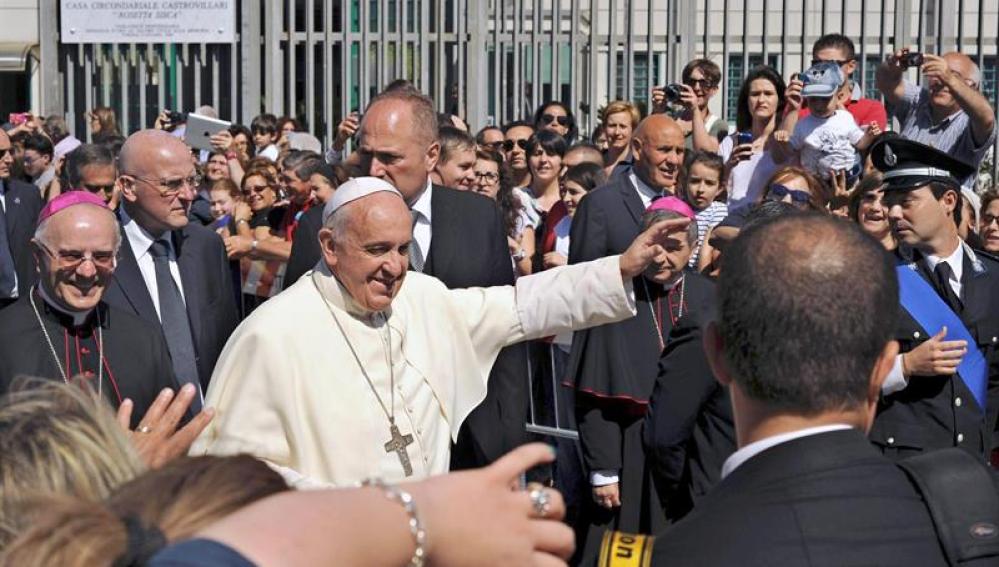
[{"x1": 0, "y1": 191, "x2": 178, "y2": 428}]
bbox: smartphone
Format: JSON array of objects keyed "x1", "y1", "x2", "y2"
[
  {"x1": 736, "y1": 131, "x2": 754, "y2": 146},
  {"x1": 8, "y1": 113, "x2": 29, "y2": 126}
]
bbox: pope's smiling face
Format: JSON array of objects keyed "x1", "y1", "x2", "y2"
[{"x1": 319, "y1": 192, "x2": 412, "y2": 313}]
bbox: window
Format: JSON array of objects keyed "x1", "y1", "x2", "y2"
[
  {"x1": 726, "y1": 54, "x2": 781, "y2": 121},
  {"x1": 982, "y1": 56, "x2": 998, "y2": 109},
  {"x1": 863, "y1": 56, "x2": 882, "y2": 101}
]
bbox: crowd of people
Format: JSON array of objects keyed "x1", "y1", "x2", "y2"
[{"x1": 0, "y1": 31, "x2": 998, "y2": 566}]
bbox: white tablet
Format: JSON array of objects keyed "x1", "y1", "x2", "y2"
[{"x1": 184, "y1": 113, "x2": 231, "y2": 151}]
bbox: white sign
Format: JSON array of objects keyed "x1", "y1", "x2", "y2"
[{"x1": 60, "y1": 1, "x2": 236, "y2": 44}]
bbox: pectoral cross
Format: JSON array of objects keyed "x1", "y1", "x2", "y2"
[{"x1": 384, "y1": 422, "x2": 415, "y2": 477}]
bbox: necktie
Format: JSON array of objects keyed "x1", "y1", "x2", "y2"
[
  {"x1": 409, "y1": 210, "x2": 425, "y2": 272},
  {"x1": 0, "y1": 195, "x2": 17, "y2": 299},
  {"x1": 148, "y1": 239, "x2": 203, "y2": 411},
  {"x1": 933, "y1": 261, "x2": 962, "y2": 313}
]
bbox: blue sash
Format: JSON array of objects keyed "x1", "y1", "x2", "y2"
[{"x1": 896, "y1": 264, "x2": 988, "y2": 413}]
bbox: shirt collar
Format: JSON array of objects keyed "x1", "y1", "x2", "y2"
[
  {"x1": 924, "y1": 238, "x2": 965, "y2": 283},
  {"x1": 120, "y1": 207, "x2": 172, "y2": 259},
  {"x1": 720, "y1": 424, "x2": 854, "y2": 479},
  {"x1": 628, "y1": 171, "x2": 663, "y2": 202},
  {"x1": 37, "y1": 284, "x2": 96, "y2": 327},
  {"x1": 411, "y1": 178, "x2": 433, "y2": 223}
]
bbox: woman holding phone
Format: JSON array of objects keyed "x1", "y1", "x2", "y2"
[{"x1": 719, "y1": 65, "x2": 803, "y2": 211}]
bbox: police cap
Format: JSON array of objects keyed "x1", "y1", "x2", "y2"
[{"x1": 869, "y1": 137, "x2": 975, "y2": 192}]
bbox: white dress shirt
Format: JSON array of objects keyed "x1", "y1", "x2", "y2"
[
  {"x1": 720, "y1": 424, "x2": 853, "y2": 479},
  {"x1": 628, "y1": 172, "x2": 663, "y2": 208},
  {"x1": 120, "y1": 208, "x2": 187, "y2": 320},
  {"x1": 883, "y1": 241, "x2": 964, "y2": 394},
  {"x1": 410, "y1": 179, "x2": 434, "y2": 260},
  {"x1": 0, "y1": 181, "x2": 18, "y2": 297}
]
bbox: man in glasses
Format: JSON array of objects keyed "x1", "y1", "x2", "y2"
[
  {"x1": 474, "y1": 125, "x2": 505, "y2": 153},
  {"x1": 877, "y1": 49, "x2": 996, "y2": 188},
  {"x1": 103, "y1": 130, "x2": 240, "y2": 412},
  {"x1": 802, "y1": 34, "x2": 887, "y2": 131},
  {"x1": 0, "y1": 128, "x2": 44, "y2": 310},
  {"x1": 0, "y1": 191, "x2": 177, "y2": 428},
  {"x1": 64, "y1": 143, "x2": 119, "y2": 209},
  {"x1": 502, "y1": 120, "x2": 535, "y2": 188}
]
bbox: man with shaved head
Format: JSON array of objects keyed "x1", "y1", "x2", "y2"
[
  {"x1": 193, "y1": 176, "x2": 688, "y2": 488},
  {"x1": 102, "y1": 130, "x2": 239, "y2": 411},
  {"x1": 564, "y1": 113, "x2": 686, "y2": 561},
  {"x1": 352, "y1": 88, "x2": 531, "y2": 472},
  {"x1": 0, "y1": 192, "x2": 177, "y2": 427},
  {"x1": 0, "y1": 128, "x2": 44, "y2": 309},
  {"x1": 877, "y1": 50, "x2": 996, "y2": 186}
]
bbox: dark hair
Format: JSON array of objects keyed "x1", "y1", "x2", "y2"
[
  {"x1": 812, "y1": 33, "x2": 856, "y2": 60},
  {"x1": 300, "y1": 160, "x2": 351, "y2": 187},
  {"x1": 562, "y1": 162, "x2": 607, "y2": 193},
  {"x1": 681, "y1": 58, "x2": 722, "y2": 87},
  {"x1": 743, "y1": 200, "x2": 801, "y2": 230},
  {"x1": 526, "y1": 129, "x2": 568, "y2": 160},
  {"x1": 23, "y1": 133, "x2": 54, "y2": 159},
  {"x1": 981, "y1": 190, "x2": 999, "y2": 219},
  {"x1": 928, "y1": 181, "x2": 963, "y2": 229},
  {"x1": 848, "y1": 171, "x2": 884, "y2": 222},
  {"x1": 533, "y1": 101, "x2": 578, "y2": 143},
  {"x1": 438, "y1": 126, "x2": 476, "y2": 163},
  {"x1": 64, "y1": 144, "x2": 115, "y2": 188},
  {"x1": 250, "y1": 113, "x2": 278, "y2": 135},
  {"x1": 476, "y1": 147, "x2": 518, "y2": 237},
  {"x1": 502, "y1": 120, "x2": 534, "y2": 135},
  {"x1": 475, "y1": 126, "x2": 503, "y2": 146},
  {"x1": 681, "y1": 150, "x2": 725, "y2": 199},
  {"x1": 735, "y1": 65, "x2": 786, "y2": 132},
  {"x1": 277, "y1": 116, "x2": 301, "y2": 134},
  {"x1": 719, "y1": 214, "x2": 898, "y2": 413},
  {"x1": 281, "y1": 150, "x2": 323, "y2": 180}
]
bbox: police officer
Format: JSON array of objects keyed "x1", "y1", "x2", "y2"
[{"x1": 870, "y1": 137, "x2": 999, "y2": 462}]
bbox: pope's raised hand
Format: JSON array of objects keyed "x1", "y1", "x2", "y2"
[{"x1": 619, "y1": 217, "x2": 692, "y2": 279}]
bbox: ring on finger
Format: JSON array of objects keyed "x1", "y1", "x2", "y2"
[
  {"x1": 529, "y1": 487, "x2": 552, "y2": 518},
  {"x1": 138, "y1": 425, "x2": 153, "y2": 434}
]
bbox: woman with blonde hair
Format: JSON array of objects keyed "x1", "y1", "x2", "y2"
[
  {"x1": 3, "y1": 455, "x2": 289, "y2": 567},
  {"x1": 88, "y1": 106, "x2": 120, "y2": 144},
  {"x1": 601, "y1": 100, "x2": 641, "y2": 176},
  {"x1": 0, "y1": 380, "x2": 144, "y2": 547}
]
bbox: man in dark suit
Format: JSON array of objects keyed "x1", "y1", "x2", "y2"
[
  {"x1": 102, "y1": 130, "x2": 240, "y2": 410},
  {"x1": 871, "y1": 138, "x2": 999, "y2": 461},
  {"x1": 0, "y1": 128, "x2": 45, "y2": 309},
  {"x1": 642, "y1": 214, "x2": 953, "y2": 566},
  {"x1": 565, "y1": 114, "x2": 685, "y2": 561},
  {"x1": 353, "y1": 88, "x2": 528, "y2": 469}
]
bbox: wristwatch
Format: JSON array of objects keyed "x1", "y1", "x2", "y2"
[{"x1": 512, "y1": 249, "x2": 526, "y2": 261}]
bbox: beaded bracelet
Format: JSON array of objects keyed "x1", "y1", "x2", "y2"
[{"x1": 362, "y1": 477, "x2": 427, "y2": 567}]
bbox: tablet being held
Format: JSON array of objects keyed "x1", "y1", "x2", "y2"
[{"x1": 185, "y1": 113, "x2": 232, "y2": 151}]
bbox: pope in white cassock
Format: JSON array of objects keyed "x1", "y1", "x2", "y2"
[{"x1": 191, "y1": 177, "x2": 690, "y2": 487}]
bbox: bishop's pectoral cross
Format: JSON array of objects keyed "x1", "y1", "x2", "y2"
[{"x1": 384, "y1": 422, "x2": 415, "y2": 477}]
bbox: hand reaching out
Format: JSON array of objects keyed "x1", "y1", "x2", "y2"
[{"x1": 117, "y1": 384, "x2": 214, "y2": 469}]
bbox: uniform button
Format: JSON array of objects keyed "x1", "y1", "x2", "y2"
[
  {"x1": 913, "y1": 331, "x2": 921, "y2": 339},
  {"x1": 957, "y1": 433, "x2": 965, "y2": 443},
  {"x1": 887, "y1": 437, "x2": 895, "y2": 445},
  {"x1": 992, "y1": 336, "x2": 997, "y2": 343},
  {"x1": 955, "y1": 397, "x2": 962, "y2": 407}
]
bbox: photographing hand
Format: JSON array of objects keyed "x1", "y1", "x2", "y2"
[
  {"x1": 650, "y1": 87, "x2": 668, "y2": 114},
  {"x1": 334, "y1": 112, "x2": 361, "y2": 150},
  {"x1": 785, "y1": 78, "x2": 805, "y2": 111},
  {"x1": 117, "y1": 384, "x2": 214, "y2": 469},
  {"x1": 210, "y1": 130, "x2": 234, "y2": 152}
]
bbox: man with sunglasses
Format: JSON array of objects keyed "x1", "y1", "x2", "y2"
[
  {"x1": 103, "y1": 130, "x2": 240, "y2": 412},
  {"x1": 654, "y1": 59, "x2": 729, "y2": 153},
  {"x1": 800, "y1": 34, "x2": 887, "y2": 131},
  {"x1": 64, "y1": 143, "x2": 119, "y2": 209},
  {"x1": 0, "y1": 191, "x2": 178, "y2": 427},
  {"x1": 502, "y1": 120, "x2": 535, "y2": 188},
  {"x1": 0, "y1": 128, "x2": 44, "y2": 309},
  {"x1": 877, "y1": 49, "x2": 995, "y2": 188}
]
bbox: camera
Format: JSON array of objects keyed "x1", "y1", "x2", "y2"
[
  {"x1": 901, "y1": 52, "x2": 924, "y2": 68},
  {"x1": 663, "y1": 84, "x2": 685, "y2": 103},
  {"x1": 8, "y1": 112, "x2": 29, "y2": 126},
  {"x1": 164, "y1": 109, "x2": 187, "y2": 124}
]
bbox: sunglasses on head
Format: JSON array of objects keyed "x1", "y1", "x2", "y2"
[
  {"x1": 503, "y1": 139, "x2": 530, "y2": 152},
  {"x1": 766, "y1": 184, "x2": 812, "y2": 205},
  {"x1": 542, "y1": 114, "x2": 570, "y2": 126}
]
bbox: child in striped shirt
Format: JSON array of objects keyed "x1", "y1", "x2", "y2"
[{"x1": 680, "y1": 150, "x2": 727, "y2": 268}]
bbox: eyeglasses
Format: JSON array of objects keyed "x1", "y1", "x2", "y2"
[
  {"x1": 503, "y1": 139, "x2": 529, "y2": 152},
  {"x1": 127, "y1": 173, "x2": 201, "y2": 197},
  {"x1": 482, "y1": 141, "x2": 505, "y2": 151},
  {"x1": 541, "y1": 114, "x2": 570, "y2": 126},
  {"x1": 36, "y1": 241, "x2": 117, "y2": 271},
  {"x1": 685, "y1": 78, "x2": 717, "y2": 88},
  {"x1": 243, "y1": 184, "x2": 271, "y2": 194},
  {"x1": 982, "y1": 214, "x2": 999, "y2": 227},
  {"x1": 766, "y1": 184, "x2": 811, "y2": 205},
  {"x1": 474, "y1": 171, "x2": 499, "y2": 183},
  {"x1": 80, "y1": 183, "x2": 115, "y2": 195},
  {"x1": 811, "y1": 58, "x2": 853, "y2": 67},
  {"x1": 0, "y1": 148, "x2": 9, "y2": 160}
]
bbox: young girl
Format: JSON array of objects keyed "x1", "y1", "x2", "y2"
[
  {"x1": 209, "y1": 178, "x2": 242, "y2": 233},
  {"x1": 544, "y1": 162, "x2": 607, "y2": 270},
  {"x1": 680, "y1": 150, "x2": 727, "y2": 267}
]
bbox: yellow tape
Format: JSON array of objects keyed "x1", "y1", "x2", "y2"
[{"x1": 597, "y1": 530, "x2": 655, "y2": 567}]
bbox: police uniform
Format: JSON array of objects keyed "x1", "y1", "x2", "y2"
[{"x1": 868, "y1": 138, "x2": 999, "y2": 462}]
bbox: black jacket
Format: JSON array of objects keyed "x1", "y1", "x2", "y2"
[
  {"x1": 1, "y1": 178, "x2": 44, "y2": 299},
  {"x1": 103, "y1": 220, "x2": 240, "y2": 390},
  {"x1": 871, "y1": 247, "x2": 999, "y2": 460},
  {"x1": 650, "y1": 429, "x2": 949, "y2": 566},
  {"x1": 284, "y1": 204, "x2": 324, "y2": 287}
]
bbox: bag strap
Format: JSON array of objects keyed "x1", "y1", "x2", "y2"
[{"x1": 897, "y1": 448, "x2": 999, "y2": 565}]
